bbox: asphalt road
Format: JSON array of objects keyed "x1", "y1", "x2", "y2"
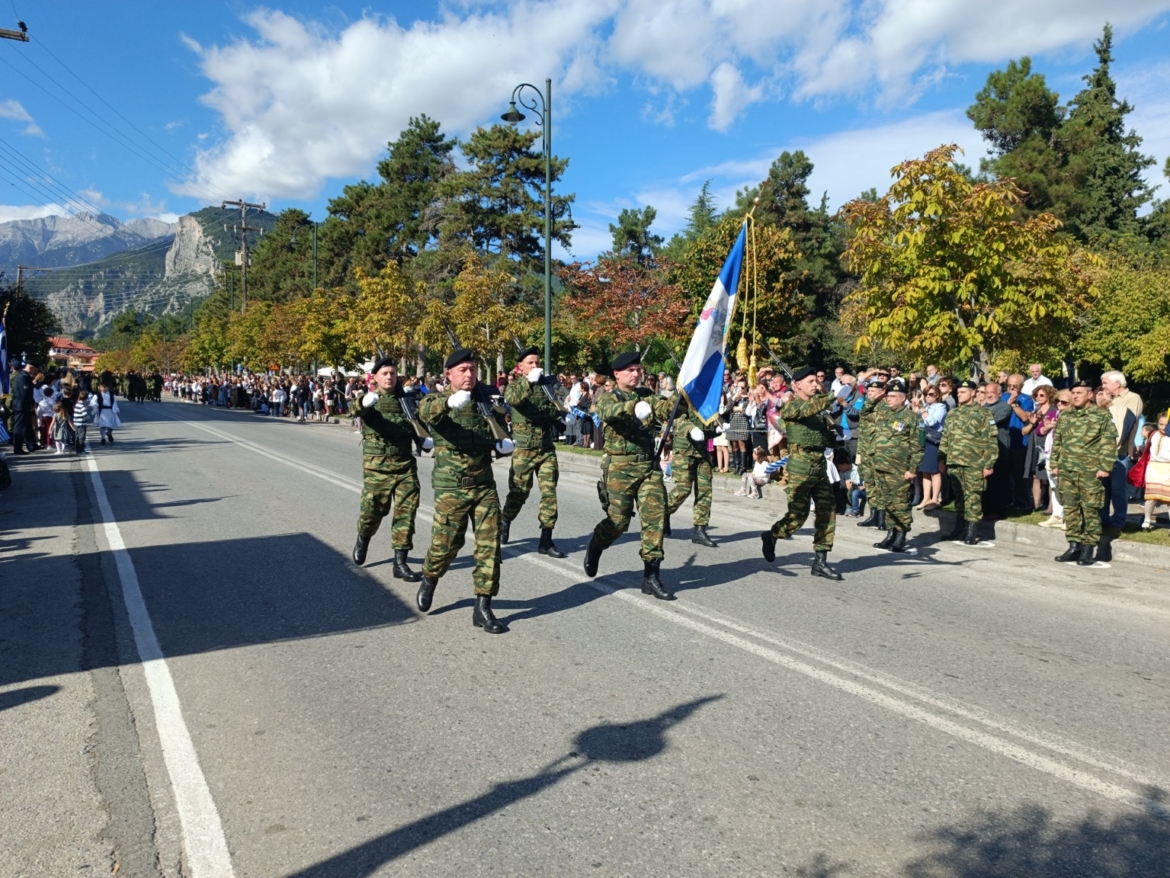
[{"x1": 3, "y1": 398, "x2": 1169, "y2": 877}]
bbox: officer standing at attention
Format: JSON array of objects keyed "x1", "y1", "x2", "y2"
[
  {"x1": 1050, "y1": 379, "x2": 1117, "y2": 566},
  {"x1": 664, "y1": 394, "x2": 719, "y2": 548},
  {"x1": 416, "y1": 348, "x2": 513, "y2": 634},
  {"x1": 855, "y1": 374, "x2": 887, "y2": 529},
  {"x1": 583, "y1": 350, "x2": 678, "y2": 600},
  {"x1": 500, "y1": 346, "x2": 566, "y2": 559},
  {"x1": 938, "y1": 379, "x2": 997, "y2": 544},
  {"x1": 352, "y1": 356, "x2": 428, "y2": 581},
  {"x1": 861, "y1": 377, "x2": 922, "y2": 553},
  {"x1": 760, "y1": 367, "x2": 847, "y2": 580}
]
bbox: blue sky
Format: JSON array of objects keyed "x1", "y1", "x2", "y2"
[{"x1": 1, "y1": 1, "x2": 1168, "y2": 259}]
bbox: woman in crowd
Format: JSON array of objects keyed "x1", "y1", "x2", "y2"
[
  {"x1": 1038, "y1": 389, "x2": 1071, "y2": 528},
  {"x1": 913, "y1": 384, "x2": 948, "y2": 509},
  {"x1": 1024, "y1": 384, "x2": 1058, "y2": 516},
  {"x1": 1140, "y1": 412, "x2": 1170, "y2": 530},
  {"x1": 725, "y1": 376, "x2": 751, "y2": 474}
]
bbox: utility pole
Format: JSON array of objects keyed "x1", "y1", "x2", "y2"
[
  {"x1": 0, "y1": 21, "x2": 29, "y2": 42},
  {"x1": 16, "y1": 265, "x2": 54, "y2": 295},
  {"x1": 222, "y1": 199, "x2": 265, "y2": 313}
]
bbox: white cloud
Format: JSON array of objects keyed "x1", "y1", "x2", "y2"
[
  {"x1": 0, "y1": 203, "x2": 69, "y2": 223},
  {"x1": 0, "y1": 99, "x2": 45, "y2": 137},
  {"x1": 708, "y1": 63, "x2": 764, "y2": 131}
]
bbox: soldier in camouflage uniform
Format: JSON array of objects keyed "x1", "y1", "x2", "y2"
[
  {"x1": 583, "y1": 350, "x2": 678, "y2": 600},
  {"x1": 416, "y1": 348, "x2": 515, "y2": 634},
  {"x1": 855, "y1": 375, "x2": 887, "y2": 529},
  {"x1": 665, "y1": 395, "x2": 719, "y2": 548},
  {"x1": 500, "y1": 346, "x2": 566, "y2": 559},
  {"x1": 859, "y1": 378, "x2": 923, "y2": 553},
  {"x1": 761, "y1": 367, "x2": 848, "y2": 581},
  {"x1": 352, "y1": 356, "x2": 428, "y2": 581},
  {"x1": 938, "y1": 379, "x2": 997, "y2": 544},
  {"x1": 1050, "y1": 380, "x2": 1117, "y2": 566}
]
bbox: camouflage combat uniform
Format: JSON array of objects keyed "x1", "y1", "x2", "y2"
[
  {"x1": 860, "y1": 398, "x2": 923, "y2": 533},
  {"x1": 666, "y1": 398, "x2": 717, "y2": 527},
  {"x1": 356, "y1": 389, "x2": 421, "y2": 550},
  {"x1": 855, "y1": 395, "x2": 882, "y2": 513},
  {"x1": 938, "y1": 401, "x2": 997, "y2": 523},
  {"x1": 1051, "y1": 405, "x2": 1117, "y2": 547},
  {"x1": 418, "y1": 387, "x2": 502, "y2": 596},
  {"x1": 769, "y1": 394, "x2": 837, "y2": 551},
  {"x1": 502, "y1": 376, "x2": 561, "y2": 529},
  {"x1": 592, "y1": 388, "x2": 676, "y2": 561}
]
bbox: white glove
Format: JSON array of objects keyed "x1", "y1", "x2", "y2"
[
  {"x1": 634, "y1": 400, "x2": 653, "y2": 421},
  {"x1": 715, "y1": 424, "x2": 725, "y2": 434},
  {"x1": 495, "y1": 438, "x2": 515, "y2": 455},
  {"x1": 421, "y1": 437, "x2": 434, "y2": 451},
  {"x1": 448, "y1": 390, "x2": 472, "y2": 410},
  {"x1": 527, "y1": 367, "x2": 544, "y2": 384},
  {"x1": 361, "y1": 392, "x2": 378, "y2": 408},
  {"x1": 689, "y1": 427, "x2": 705, "y2": 441}
]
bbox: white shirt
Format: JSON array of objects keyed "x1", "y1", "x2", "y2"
[{"x1": 1021, "y1": 375, "x2": 1053, "y2": 395}]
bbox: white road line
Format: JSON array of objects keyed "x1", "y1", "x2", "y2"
[
  {"x1": 155, "y1": 408, "x2": 1169, "y2": 819},
  {"x1": 84, "y1": 450, "x2": 235, "y2": 877}
]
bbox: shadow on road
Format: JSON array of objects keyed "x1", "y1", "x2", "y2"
[
  {"x1": 904, "y1": 796, "x2": 1170, "y2": 878},
  {"x1": 0, "y1": 684, "x2": 60, "y2": 712},
  {"x1": 281, "y1": 695, "x2": 723, "y2": 878}
]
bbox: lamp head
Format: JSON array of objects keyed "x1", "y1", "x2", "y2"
[{"x1": 501, "y1": 101, "x2": 525, "y2": 124}]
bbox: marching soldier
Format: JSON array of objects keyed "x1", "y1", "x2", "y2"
[
  {"x1": 860, "y1": 378, "x2": 922, "y2": 553},
  {"x1": 352, "y1": 356, "x2": 427, "y2": 580},
  {"x1": 664, "y1": 394, "x2": 719, "y2": 548},
  {"x1": 1050, "y1": 380, "x2": 1117, "y2": 566},
  {"x1": 500, "y1": 346, "x2": 566, "y2": 559},
  {"x1": 583, "y1": 350, "x2": 678, "y2": 600},
  {"x1": 938, "y1": 379, "x2": 997, "y2": 544},
  {"x1": 760, "y1": 367, "x2": 848, "y2": 580},
  {"x1": 855, "y1": 375, "x2": 886, "y2": 529},
  {"x1": 416, "y1": 348, "x2": 513, "y2": 634}
]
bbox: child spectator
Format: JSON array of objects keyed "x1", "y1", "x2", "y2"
[
  {"x1": 1140, "y1": 413, "x2": 1170, "y2": 530},
  {"x1": 845, "y1": 463, "x2": 867, "y2": 517},
  {"x1": 735, "y1": 447, "x2": 775, "y2": 499},
  {"x1": 37, "y1": 385, "x2": 55, "y2": 448},
  {"x1": 51, "y1": 401, "x2": 71, "y2": 454},
  {"x1": 72, "y1": 391, "x2": 94, "y2": 454}
]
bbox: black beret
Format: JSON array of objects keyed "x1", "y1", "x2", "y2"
[
  {"x1": 1071, "y1": 379, "x2": 1093, "y2": 389},
  {"x1": 25, "y1": 360, "x2": 41, "y2": 371},
  {"x1": 517, "y1": 346, "x2": 541, "y2": 362},
  {"x1": 958, "y1": 379, "x2": 979, "y2": 390},
  {"x1": 371, "y1": 355, "x2": 397, "y2": 373},
  {"x1": 609, "y1": 350, "x2": 642, "y2": 372},
  {"x1": 791, "y1": 366, "x2": 816, "y2": 382},
  {"x1": 444, "y1": 348, "x2": 476, "y2": 369},
  {"x1": 886, "y1": 378, "x2": 908, "y2": 394}
]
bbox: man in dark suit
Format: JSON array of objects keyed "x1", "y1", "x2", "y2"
[{"x1": 10, "y1": 361, "x2": 41, "y2": 453}]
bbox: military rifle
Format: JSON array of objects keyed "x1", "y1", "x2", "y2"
[{"x1": 440, "y1": 320, "x2": 514, "y2": 451}]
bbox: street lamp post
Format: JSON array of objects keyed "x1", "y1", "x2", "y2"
[{"x1": 502, "y1": 79, "x2": 553, "y2": 375}]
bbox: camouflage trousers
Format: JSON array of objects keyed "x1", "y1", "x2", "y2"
[
  {"x1": 948, "y1": 465, "x2": 986, "y2": 523},
  {"x1": 771, "y1": 469, "x2": 836, "y2": 551},
  {"x1": 593, "y1": 460, "x2": 667, "y2": 562},
  {"x1": 856, "y1": 462, "x2": 882, "y2": 510},
  {"x1": 870, "y1": 469, "x2": 914, "y2": 532},
  {"x1": 1058, "y1": 473, "x2": 1105, "y2": 546},
  {"x1": 503, "y1": 448, "x2": 559, "y2": 529},
  {"x1": 666, "y1": 451, "x2": 713, "y2": 526},
  {"x1": 357, "y1": 464, "x2": 420, "y2": 550},
  {"x1": 422, "y1": 484, "x2": 502, "y2": 596}
]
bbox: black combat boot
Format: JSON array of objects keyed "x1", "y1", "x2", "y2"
[
  {"x1": 692, "y1": 526, "x2": 717, "y2": 548},
  {"x1": 538, "y1": 528, "x2": 566, "y2": 559},
  {"x1": 941, "y1": 515, "x2": 966, "y2": 540},
  {"x1": 874, "y1": 528, "x2": 897, "y2": 550},
  {"x1": 393, "y1": 549, "x2": 422, "y2": 582},
  {"x1": 499, "y1": 517, "x2": 511, "y2": 544},
  {"x1": 583, "y1": 536, "x2": 603, "y2": 578},
  {"x1": 1054, "y1": 542, "x2": 1081, "y2": 563},
  {"x1": 888, "y1": 530, "x2": 909, "y2": 553},
  {"x1": 352, "y1": 534, "x2": 370, "y2": 566},
  {"x1": 416, "y1": 575, "x2": 438, "y2": 612},
  {"x1": 473, "y1": 595, "x2": 507, "y2": 633},
  {"x1": 664, "y1": 514, "x2": 672, "y2": 537},
  {"x1": 1076, "y1": 543, "x2": 1096, "y2": 566},
  {"x1": 857, "y1": 507, "x2": 880, "y2": 528},
  {"x1": 1095, "y1": 539, "x2": 1113, "y2": 563},
  {"x1": 962, "y1": 521, "x2": 981, "y2": 546},
  {"x1": 811, "y1": 551, "x2": 843, "y2": 581},
  {"x1": 640, "y1": 560, "x2": 675, "y2": 600},
  {"x1": 760, "y1": 530, "x2": 777, "y2": 562}
]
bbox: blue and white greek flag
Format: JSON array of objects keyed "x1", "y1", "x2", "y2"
[
  {"x1": 678, "y1": 223, "x2": 746, "y2": 424},
  {"x1": 0, "y1": 317, "x2": 9, "y2": 396}
]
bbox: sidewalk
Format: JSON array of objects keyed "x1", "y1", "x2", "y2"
[{"x1": 553, "y1": 444, "x2": 1170, "y2": 570}]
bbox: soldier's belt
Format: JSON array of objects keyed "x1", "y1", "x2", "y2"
[
  {"x1": 790, "y1": 445, "x2": 826, "y2": 454},
  {"x1": 608, "y1": 452, "x2": 652, "y2": 462},
  {"x1": 455, "y1": 469, "x2": 493, "y2": 489}
]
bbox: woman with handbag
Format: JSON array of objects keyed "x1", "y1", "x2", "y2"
[{"x1": 913, "y1": 386, "x2": 947, "y2": 509}]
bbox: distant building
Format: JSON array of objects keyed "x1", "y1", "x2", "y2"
[{"x1": 48, "y1": 336, "x2": 99, "y2": 373}]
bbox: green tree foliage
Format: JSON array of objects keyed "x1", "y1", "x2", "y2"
[
  {"x1": 245, "y1": 208, "x2": 318, "y2": 302},
  {"x1": 0, "y1": 289, "x2": 60, "y2": 366},
  {"x1": 1144, "y1": 158, "x2": 1170, "y2": 244},
  {"x1": 840, "y1": 144, "x2": 1097, "y2": 376},
  {"x1": 609, "y1": 206, "x2": 663, "y2": 265},
  {"x1": 663, "y1": 181, "x2": 718, "y2": 262}
]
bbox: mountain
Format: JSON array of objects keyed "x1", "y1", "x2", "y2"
[
  {"x1": 0, "y1": 212, "x2": 175, "y2": 271},
  {"x1": 10, "y1": 207, "x2": 278, "y2": 335}
]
